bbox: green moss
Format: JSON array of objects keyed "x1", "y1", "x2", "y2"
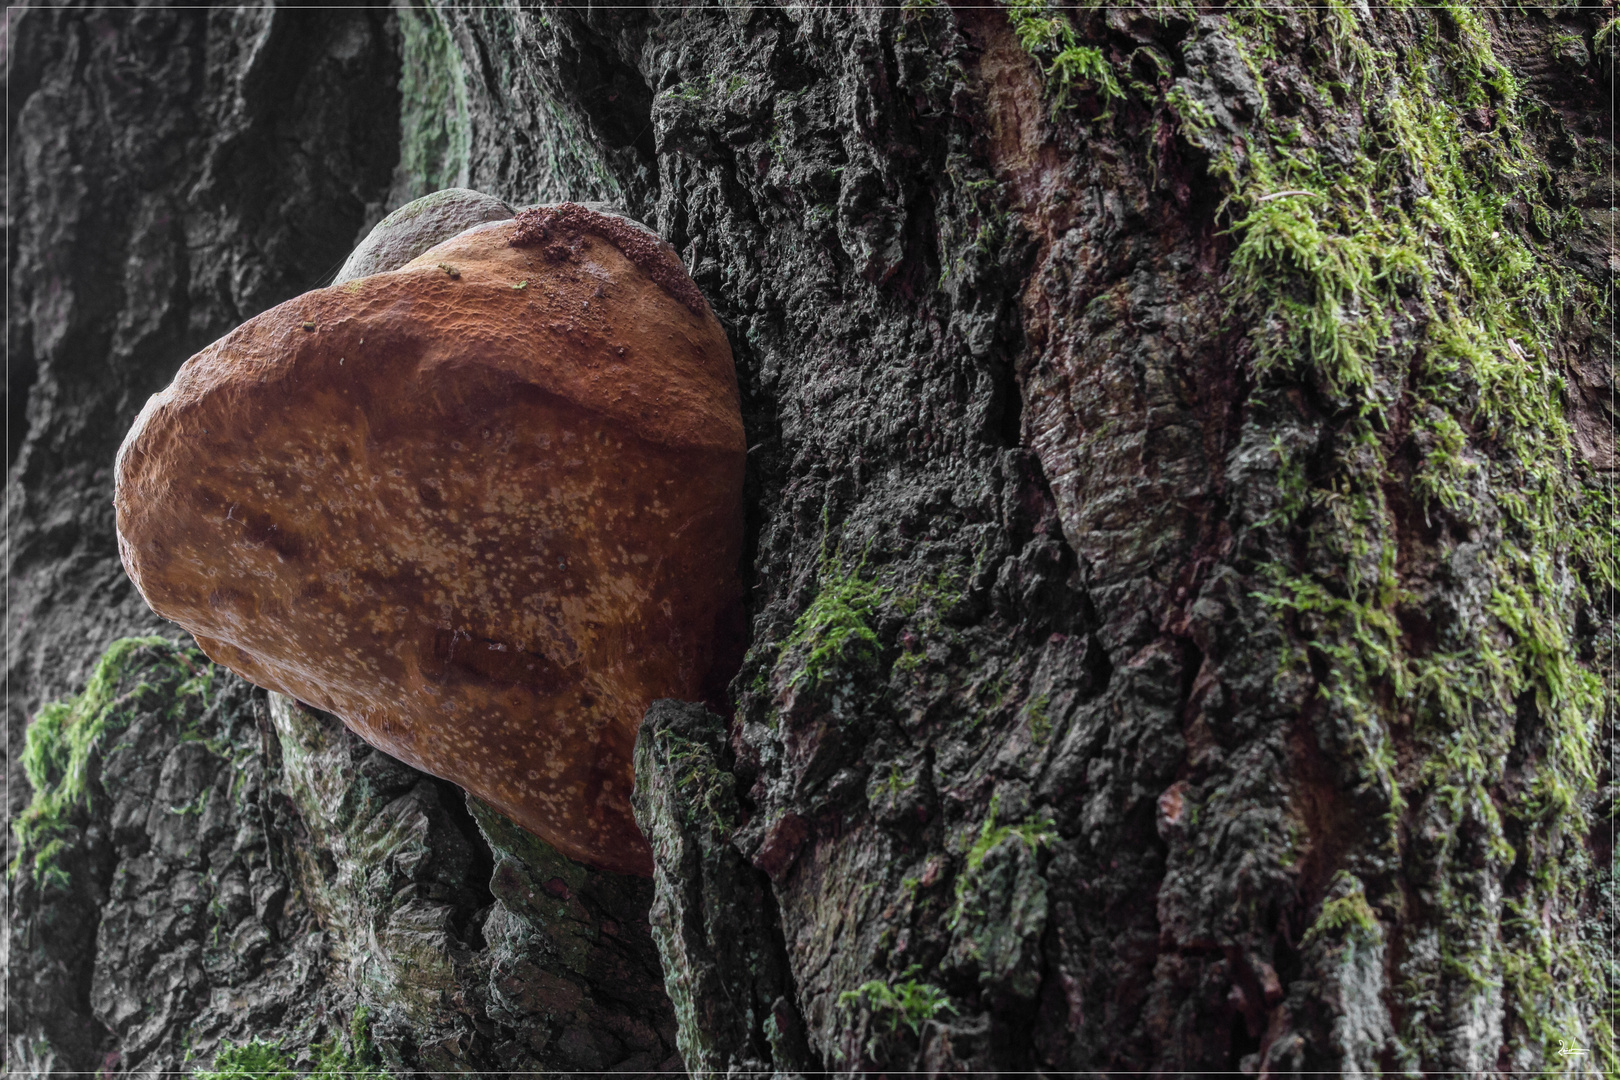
[
  {"x1": 197, "y1": 1008, "x2": 388, "y2": 1080},
  {"x1": 12, "y1": 636, "x2": 201, "y2": 883},
  {"x1": 896, "y1": 563, "x2": 966, "y2": 630},
  {"x1": 1185, "y1": 1, "x2": 1613, "y2": 1065},
  {"x1": 663, "y1": 71, "x2": 721, "y2": 106},
  {"x1": 900, "y1": 874, "x2": 923, "y2": 904},
  {"x1": 1409, "y1": 410, "x2": 1478, "y2": 520},
  {"x1": 172, "y1": 663, "x2": 214, "y2": 718},
  {"x1": 968, "y1": 670, "x2": 1014, "y2": 731},
  {"x1": 900, "y1": 0, "x2": 943, "y2": 29},
  {"x1": 27, "y1": 839, "x2": 71, "y2": 891},
  {"x1": 836, "y1": 965, "x2": 956, "y2": 1039},
  {"x1": 661, "y1": 731, "x2": 739, "y2": 835},
  {"x1": 195, "y1": 1040, "x2": 295, "y2": 1080},
  {"x1": 878, "y1": 764, "x2": 916, "y2": 798},
  {"x1": 939, "y1": 155, "x2": 1011, "y2": 286},
  {"x1": 1003, "y1": 0, "x2": 1124, "y2": 117},
  {"x1": 1164, "y1": 81, "x2": 1216, "y2": 138},
  {"x1": 781, "y1": 548, "x2": 888, "y2": 690},
  {"x1": 166, "y1": 788, "x2": 211, "y2": 819},
  {"x1": 950, "y1": 792, "x2": 1056, "y2": 929},
  {"x1": 1304, "y1": 873, "x2": 1382, "y2": 946},
  {"x1": 1024, "y1": 693, "x2": 1052, "y2": 744},
  {"x1": 892, "y1": 647, "x2": 925, "y2": 677}
]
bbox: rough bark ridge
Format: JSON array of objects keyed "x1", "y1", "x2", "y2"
[
  {"x1": 6, "y1": 8, "x2": 401, "y2": 1070},
  {"x1": 265, "y1": 693, "x2": 680, "y2": 1074},
  {"x1": 8, "y1": 640, "x2": 338, "y2": 1076},
  {"x1": 479, "y1": 2, "x2": 1612, "y2": 1072},
  {"x1": 632, "y1": 699, "x2": 811, "y2": 1075},
  {"x1": 6, "y1": 1, "x2": 1614, "y2": 1076}
]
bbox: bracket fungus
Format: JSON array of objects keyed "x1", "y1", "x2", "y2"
[
  {"x1": 335, "y1": 187, "x2": 515, "y2": 283},
  {"x1": 114, "y1": 199, "x2": 745, "y2": 877}
]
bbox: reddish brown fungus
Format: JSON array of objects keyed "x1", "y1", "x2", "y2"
[{"x1": 115, "y1": 211, "x2": 744, "y2": 877}]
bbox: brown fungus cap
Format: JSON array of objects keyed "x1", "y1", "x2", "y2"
[{"x1": 114, "y1": 205, "x2": 744, "y2": 877}]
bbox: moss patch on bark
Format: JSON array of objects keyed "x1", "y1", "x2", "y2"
[{"x1": 1008, "y1": 0, "x2": 1611, "y2": 1068}]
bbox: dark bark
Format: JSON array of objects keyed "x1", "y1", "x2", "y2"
[
  {"x1": 6, "y1": 1, "x2": 402, "y2": 823},
  {"x1": 7, "y1": 1, "x2": 1613, "y2": 1076},
  {"x1": 7, "y1": 642, "x2": 339, "y2": 1075}
]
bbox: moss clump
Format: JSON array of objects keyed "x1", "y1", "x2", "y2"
[
  {"x1": 878, "y1": 764, "x2": 916, "y2": 798},
  {"x1": 837, "y1": 965, "x2": 956, "y2": 1040},
  {"x1": 781, "y1": 550, "x2": 888, "y2": 690},
  {"x1": 195, "y1": 1009, "x2": 389, "y2": 1080},
  {"x1": 1003, "y1": 0, "x2": 1124, "y2": 116},
  {"x1": 194, "y1": 1040, "x2": 295, "y2": 1080},
  {"x1": 660, "y1": 730, "x2": 739, "y2": 835},
  {"x1": 12, "y1": 636, "x2": 205, "y2": 884},
  {"x1": 892, "y1": 647, "x2": 925, "y2": 677},
  {"x1": 1304, "y1": 872, "x2": 1383, "y2": 946},
  {"x1": 1024, "y1": 693, "x2": 1053, "y2": 744},
  {"x1": 950, "y1": 792, "x2": 1055, "y2": 930}
]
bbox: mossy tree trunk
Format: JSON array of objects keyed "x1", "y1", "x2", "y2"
[
  {"x1": 504, "y1": 3, "x2": 1614, "y2": 1071},
  {"x1": 7, "y1": 1, "x2": 1613, "y2": 1075}
]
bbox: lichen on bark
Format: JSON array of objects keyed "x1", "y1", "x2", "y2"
[
  {"x1": 266, "y1": 693, "x2": 682, "y2": 1074},
  {"x1": 393, "y1": 1, "x2": 471, "y2": 202}
]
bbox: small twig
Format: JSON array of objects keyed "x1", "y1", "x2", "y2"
[{"x1": 1257, "y1": 189, "x2": 1320, "y2": 202}]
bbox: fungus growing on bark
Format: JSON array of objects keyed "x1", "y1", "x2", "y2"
[
  {"x1": 336, "y1": 187, "x2": 515, "y2": 283},
  {"x1": 114, "y1": 202, "x2": 745, "y2": 877}
]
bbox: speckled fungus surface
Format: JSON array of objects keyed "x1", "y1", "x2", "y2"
[{"x1": 114, "y1": 203, "x2": 745, "y2": 877}]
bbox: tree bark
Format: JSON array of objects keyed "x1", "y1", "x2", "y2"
[{"x1": 7, "y1": 1, "x2": 1613, "y2": 1075}]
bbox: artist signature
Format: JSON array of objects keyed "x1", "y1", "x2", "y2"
[{"x1": 1557, "y1": 1042, "x2": 1589, "y2": 1059}]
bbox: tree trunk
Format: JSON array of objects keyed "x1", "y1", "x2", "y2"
[{"x1": 7, "y1": 1, "x2": 1613, "y2": 1076}]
